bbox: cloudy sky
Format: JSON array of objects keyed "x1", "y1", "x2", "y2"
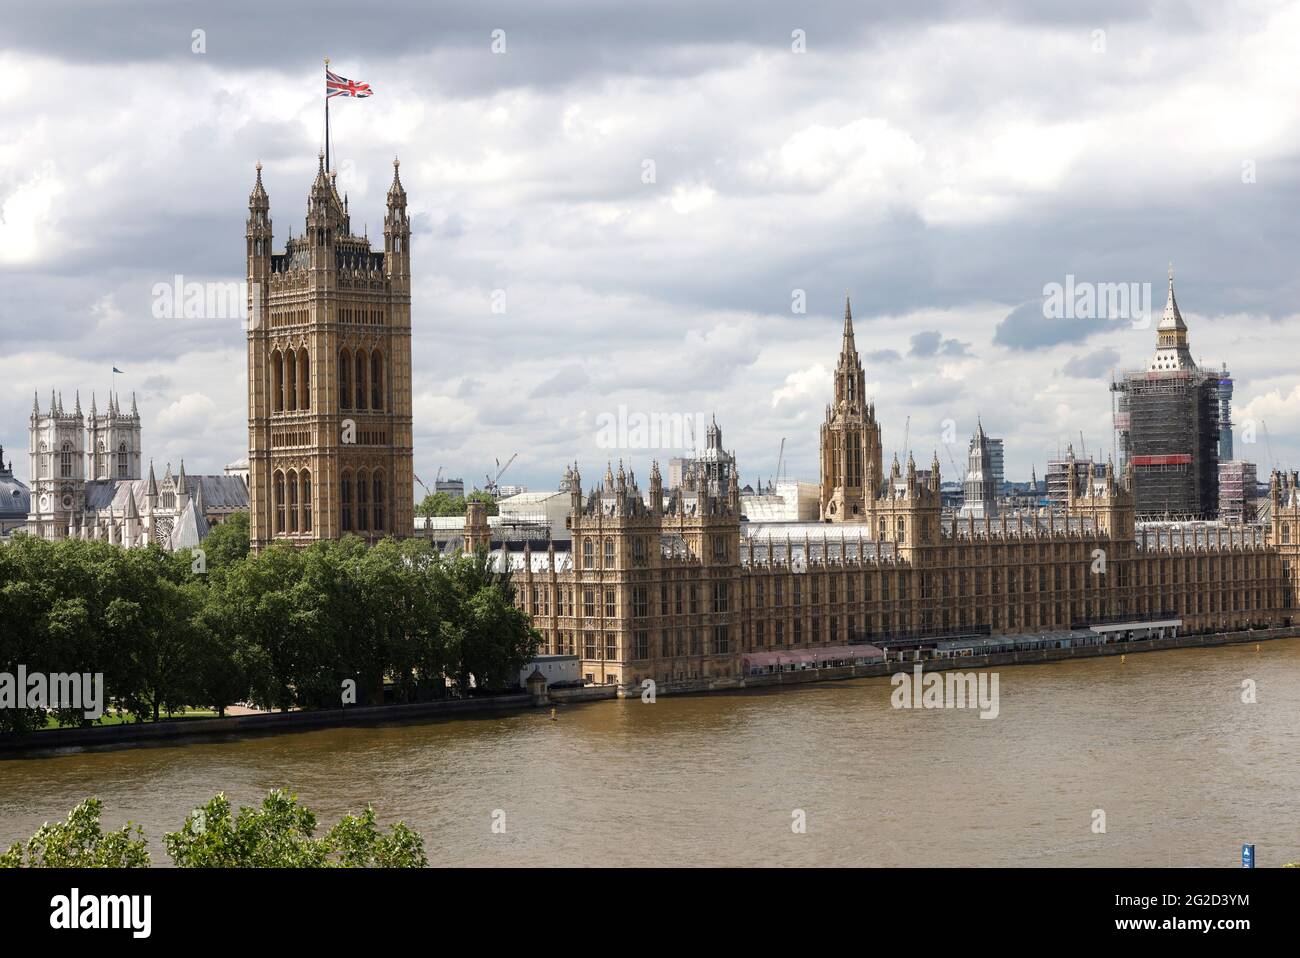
[{"x1": 4, "y1": 0, "x2": 1300, "y2": 495}]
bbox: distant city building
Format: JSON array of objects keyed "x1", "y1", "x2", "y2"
[
  {"x1": 435, "y1": 477, "x2": 465, "y2": 499},
  {"x1": 0, "y1": 445, "x2": 30, "y2": 537},
  {"x1": 1217, "y1": 364, "x2": 1234, "y2": 461},
  {"x1": 1111, "y1": 266, "x2": 1220, "y2": 518},
  {"x1": 977, "y1": 436, "x2": 1005, "y2": 492},
  {"x1": 1219, "y1": 460, "x2": 1257, "y2": 522},
  {"x1": 1046, "y1": 449, "x2": 1107, "y2": 513}
]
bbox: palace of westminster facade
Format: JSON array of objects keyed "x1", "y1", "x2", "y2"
[{"x1": 243, "y1": 155, "x2": 1300, "y2": 686}]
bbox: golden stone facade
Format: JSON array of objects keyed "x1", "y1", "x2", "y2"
[
  {"x1": 511, "y1": 302, "x2": 1297, "y2": 685},
  {"x1": 245, "y1": 156, "x2": 414, "y2": 550}
]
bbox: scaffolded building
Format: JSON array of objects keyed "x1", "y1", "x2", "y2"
[
  {"x1": 1218, "y1": 460, "x2": 1257, "y2": 522},
  {"x1": 1111, "y1": 266, "x2": 1220, "y2": 519}
]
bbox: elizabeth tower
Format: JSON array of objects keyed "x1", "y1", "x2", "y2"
[{"x1": 246, "y1": 154, "x2": 414, "y2": 550}]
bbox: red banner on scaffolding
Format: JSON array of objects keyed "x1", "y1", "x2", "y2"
[{"x1": 1131, "y1": 454, "x2": 1192, "y2": 466}]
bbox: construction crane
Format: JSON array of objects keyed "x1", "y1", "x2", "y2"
[
  {"x1": 1262, "y1": 420, "x2": 1275, "y2": 472},
  {"x1": 774, "y1": 437, "x2": 786, "y2": 489},
  {"x1": 484, "y1": 452, "x2": 518, "y2": 497}
]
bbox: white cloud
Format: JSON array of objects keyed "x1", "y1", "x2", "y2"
[{"x1": 771, "y1": 364, "x2": 831, "y2": 408}]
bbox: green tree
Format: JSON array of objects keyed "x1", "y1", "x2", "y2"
[
  {"x1": 102, "y1": 547, "x2": 209, "y2": 723},
  {"x1": 446, "y1": 550, "x2": 539, "y2": 693},
  {"x1": 213, "y1": 544, "x2": 310, "y2": 712},
  {"x1": 201, "y1": 511, "x2": 251, "y2": 569},
  {"x1": 164, "y1": 790, "x2": 425, "y2": 868},
  {"x1": 0, "y1": 798, "x2": 150, "y2": 868}
]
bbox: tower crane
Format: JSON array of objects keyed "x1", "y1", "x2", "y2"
[{"x1": 484, "y1": 452, "x2": 518, "y2": 497}]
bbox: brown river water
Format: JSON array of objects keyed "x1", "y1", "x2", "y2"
[{"x1": 1, "y1": 639, "x2": 1297, "y2": 867}]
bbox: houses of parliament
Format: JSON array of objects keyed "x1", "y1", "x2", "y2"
[{"x1": 244, "y1": 153, "x2": 1300, "y2": 687}]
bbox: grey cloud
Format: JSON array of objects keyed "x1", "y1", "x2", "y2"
[
  {"x1": 530, "y1": 365, "x2": 589, "y2": 398},
  {"x1": 909, "y1": 330, "x2": 970, "y2": 358},
  {"x1": 864, "y1": 348, "x2": 902, "y2": 363},
  {"x1": 1062, "y1": 348, "x2": 1122, "y2": 379},
  {"x1": 992, "y1": 300, "x2": 1113, "y2": 352}
]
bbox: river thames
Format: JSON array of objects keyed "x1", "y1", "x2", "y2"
[{"x1": 2, "y1": 639, "x2": 1297, "y2": 867}]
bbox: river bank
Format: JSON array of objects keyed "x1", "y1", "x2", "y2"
[{"x1": 2, "y1": 624, "x2": 1293, "y2": 755}]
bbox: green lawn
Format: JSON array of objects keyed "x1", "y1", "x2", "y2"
[{"x1": 42, "y1": 709, "x2": 224, "y2": 730}]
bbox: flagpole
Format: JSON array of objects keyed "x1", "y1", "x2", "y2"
[{"x1": 324, "y1": 56, "x2": 331, "y2": 172}]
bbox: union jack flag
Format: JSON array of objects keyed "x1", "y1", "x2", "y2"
[{"x1": 326, "y1": 68, "x2": 373, "y2": 99}]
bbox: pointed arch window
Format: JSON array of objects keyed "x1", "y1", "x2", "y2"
[
  {"x1": 370, "y1": 350, "x2": 383, "y2": 411},
  {"x1": 341, "y1": 471, "x2": 353, "y2": 532},
  {"x1": 274, "y1": 471, "x2": 286, "y2": 533},
  {"x1": 298, "y1": 347, "x2": 310, "y2": 410},
  {"x1": 271, "y1": 349, "x2": 284, "y2": 412},
  {"x1": 354, "y1": 349, "x2": 367, "y2": 410},
  {"x1": 301, "y1": 470, "x2": 313, "y2": 532},
  {"x1": 339, "y1": 349, "x2": 352, "y2": 409},
  {"x1": 61, "y1": 441, "x2": 72, "y2": 478},
  {"x1": 117, "y1": 442, "x2": 128, "y2": 479},
  {"x1": 356, "y1": 468, "x2": 369, "y2": 531},
  {"x1": 285, "y1": 350, "x2": 297, "y2": 411},
  {"x1": 287, "y1": 469, "x2": 299, "y2": 533},
  {"x1": 372, "y1": 471, "x2": 384, "y2": 533}
]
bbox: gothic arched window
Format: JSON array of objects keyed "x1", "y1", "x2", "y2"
[
  {"x1": 61, "y1": 441, "x2": 72, "y2": 478},
  {"x1": 339, "y1": 349, "x2": 352, "y2": 410},
  {"x1": 298, "y1": 347, "x2": 310, "y2": 410},
  {"x1": 285, "y1": 350, "x2": 297, "y2": 411},
  {"x1": 271, "y1": 349, "x2": 284, "y2": 412},
  {"x1": 370, "y1": 350, "x2": 383, "y2": 411},
  {"x1": 582, "y1": 537, "x2": 593, "y2": 568},
  {"x1": 117, "y1": 443, "x2": 127, "y2": 479},
  {"x1": 356, "y1": 468, "x2": 369, "y2": 531},
  {"x1": 341, "y1": 471, "x2": 353, "y2": 532},
  {"x1": 301, "y1": 470, "x2": 312, "y2": 532},
  {"x1": 372, "y1": 471, "x2": 384, "y2": 533},
  {"x1": 274, "y1": 471, "x2": 285, "y2": 533},
  {"x1": 287, "y1": 469, "x2": 299, "y2": 533},
  {"x1": 354, "y1": 349, "x2": 367, "y2": 410},
  {"x1": 604, "y1": 537, "x2": 615, "y2": 567}
]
